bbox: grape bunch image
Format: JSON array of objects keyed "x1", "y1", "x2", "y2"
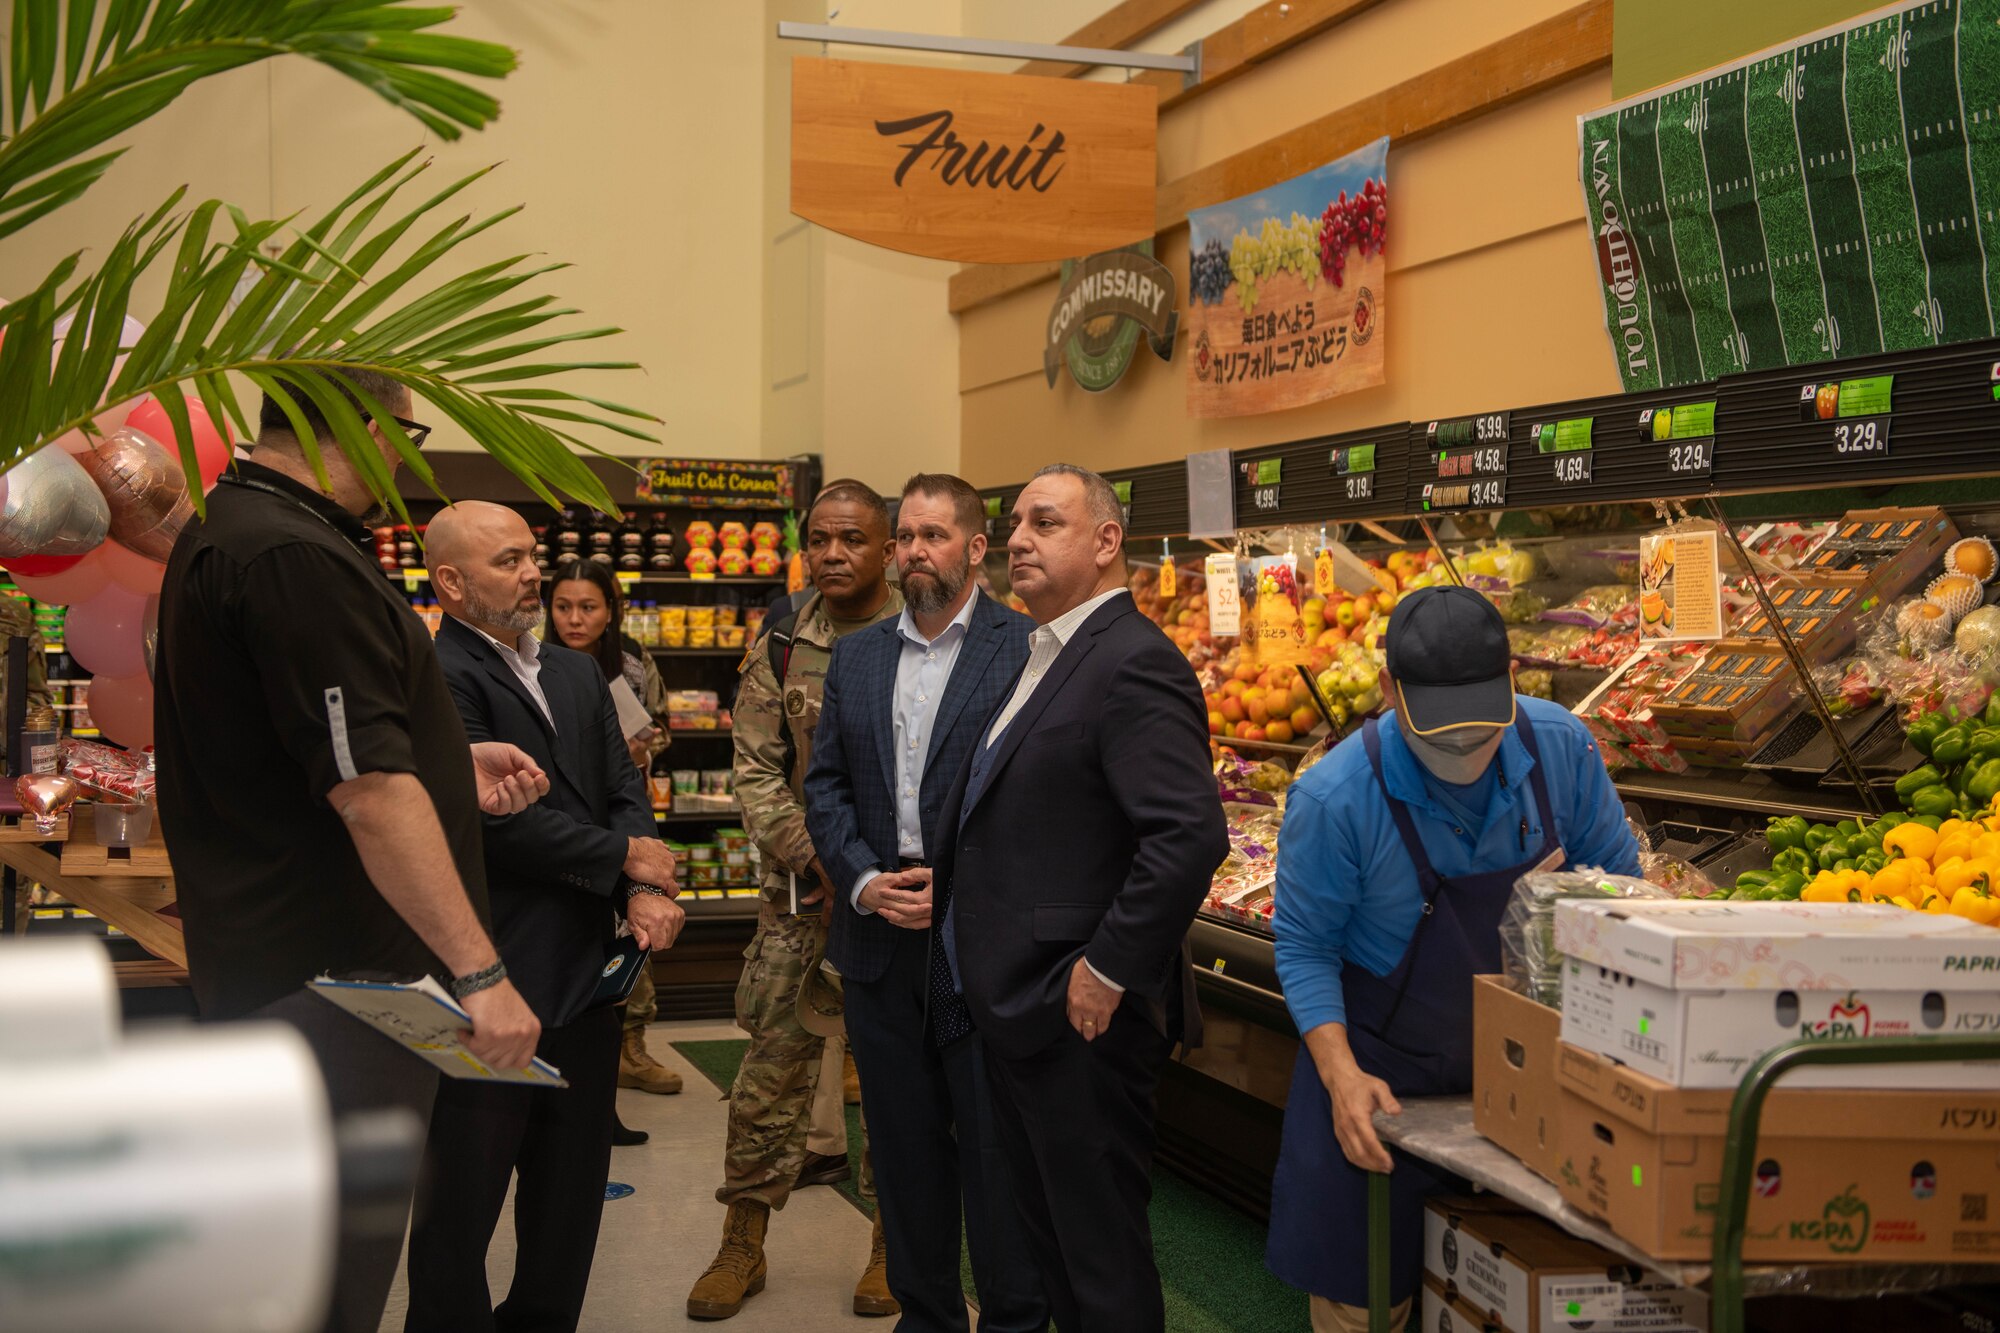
[
  {"x1": 1317, "y1": 177, "x2": 1387, "y2": 288},
  {"x1": 1223, "y1": 212, "x2": 1321, "y2": 313},
  {"x1": 1191, "y1": 237, "x2": 1232, "y2": 307}
]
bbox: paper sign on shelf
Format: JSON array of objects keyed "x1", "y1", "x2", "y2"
[
  {"x1": 1638, "y1": 527, "x2": 1722, "y2": 642},
  {"x1": 1204, "y1": 553, "x2": 1241, "y2": 637}
]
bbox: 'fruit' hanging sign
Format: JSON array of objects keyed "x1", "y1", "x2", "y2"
[
  {"x1": 1186, "y1": 137, "x2": 1388, "y2": 419},
  {"x1": 791, "y1": 59, "x2": 1157, "y2": 265}
]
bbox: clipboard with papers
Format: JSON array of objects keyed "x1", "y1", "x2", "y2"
[{"x1": 309, "y1": 975, "x2": 568, "y2": 1086}]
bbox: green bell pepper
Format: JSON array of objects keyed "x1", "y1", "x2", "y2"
[
  {"x1": 1834, "y1": 818, "x2": 1861, "y2": 839},
  {"x1": 1734, "y1": 870, "x2": 1775, "y2": 892},
  {"x1": 1909, "y1": 785, "x2": 1960, "y2": 819},
  {"x1": 1896, "y1": 765, "x2": 1947, "y2": 802},
  {"x1": 1969, "y1": 759, "x2": 2000, "y2": 806},
  {"x1": 1908, "y1": 713, "x2": 1948, "y2": 757},
  {"x1": 1854, "y1": 827, "x2": 1885, "y2": 854},
  {"x1": 1803, "y1": 823, "x2": 1838, "y2": 852},
  {"x1": 1816, "y1": 840, "x2": 1853, "y2": 871},
  {"x1": 1855, "y1": 851, "x2": 1887, "y2": 875},
  {"x1": 1770, "y1": 846, "x2": 1814, "y2": 877},
  {"x1": 1913, "y1": 814, "x2": 1945, "y2": 830},
  {"x1": 1984, "y1": 692, "x2": 2000, "y2": 727},
  {"x1": 1932, "y1": 724, "x2": 1975, "y2": 768},
  {"x1": 1970, "y1": 728, "x2": 2000, "y2": 763},
  {"x1": 1765, "y1": 815, "x2": 1810, "y2": 853},
  {"x1": 1769, "y1": 871, "x2": 1809, "y2": 899}
]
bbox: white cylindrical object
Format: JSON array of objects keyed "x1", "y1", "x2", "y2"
[
  {"x1": 0, "y1": 1023, "x2": 336, "y2": 1332},
  {"x1": 0, "y1": 938, "x2": 119, "y2": 1062}
]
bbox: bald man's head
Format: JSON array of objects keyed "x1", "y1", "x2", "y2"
[{"x1": 428, "y1": 501, "x2": 543, "y2": 637}]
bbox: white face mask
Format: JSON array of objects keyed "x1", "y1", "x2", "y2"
[{"x1": 1402, "y1": 723, "x2": 1505, "y2": 785}]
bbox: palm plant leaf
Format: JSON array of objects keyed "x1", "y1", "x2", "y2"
[
  {"x1": 0, "y1": 153, "x2": 656, "y2": 525},
  {"x1": 0, "y1": 0, "x2": 517, "y2": 240}
]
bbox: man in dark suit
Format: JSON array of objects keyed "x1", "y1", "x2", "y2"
[
  {"x1": 805, "y1": 473, "x2": 1046, "y2": 1333},
  {"x1": 932, "y1": 465, "x2": 1227, "y2": 1333},
  {"x1": 406, "y1": 501, "x2": 685, "y2": 1333}
]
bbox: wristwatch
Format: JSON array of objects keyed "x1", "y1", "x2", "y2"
[
  {"x1": 450, "y1": 959, "x2": 508, "y2": 1001},
  {"x1": 625, "y1": 883, "x2": 671, "y2": 900}
]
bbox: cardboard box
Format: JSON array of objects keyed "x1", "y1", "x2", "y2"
[
  {"x1": 1646, "y1": 646, "x2": 1795, "y2": 743},
  {"x1": 1472, "y1": 976, "x2": 1567, "y2": 1184},
  {"x1": 1553, "y1": 1040, "x2": 2000, "y2": 1262},
  {"x1": 1425, "y1": 1278, "x2": 1501, "y2": 1333},
  {"x1": 1424, "y1": 1200, "x2": 1708, "y2": 1331},
  {"x1": 1552, "y1": 899, "x2": 2000, "y2": 992},
  {"x1": 1559, "y1": 956, "x2": 2000, "y2": 1090}
]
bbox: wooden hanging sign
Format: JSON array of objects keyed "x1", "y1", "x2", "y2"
[{"x1": 790, "y1": 58, "x2": 1157, "y2": 264}]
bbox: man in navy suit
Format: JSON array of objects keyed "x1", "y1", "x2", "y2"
[
  {"x1": 806, "y1": 473, "x2": 1046, "y2": 1332},
  {"x1": 406, "y1": 502, "x2": 684, "y2": 1332},
  {"x1": 931, "y1": 466, "x2": 1226, "y2": 1333}
]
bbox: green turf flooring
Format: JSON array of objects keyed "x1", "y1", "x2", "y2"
[{"x1": 674, "y1": 1038, "x2": 1307, "y2": 1332}]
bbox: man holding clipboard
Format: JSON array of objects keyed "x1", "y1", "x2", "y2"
[{"x1": 408, "y1": 503, "x2": 685, "y2": 1332}]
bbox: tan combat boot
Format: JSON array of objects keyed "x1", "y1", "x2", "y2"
[
  {"x1": 852, "y1": 1211, "x2": 898, "y2": 1317},
  {"x1": 618, "y1": 1026, "x2": 683, "y2": 1095},
  {"x1": 842, "y1": 1047, "x2": 861, "y2": 1105},
  {"x1": 686, "y1": 1200, "x2": 769, "y2": 1320}
]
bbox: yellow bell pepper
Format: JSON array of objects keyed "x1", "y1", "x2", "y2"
[
  {"x1": 1884, "y1": 824, "x2": 1941, "y2": 862},
  {"x1": 1948, "y1": 886, "x2": 2000, "y2": 926},
  {"x1": 1933, "y1": 834, "x2": 1977, "y2": 867},
  {"x1": 1974, "y1": 833, "x2": 2000, "y2": 859},
  {"x1": 1891, "y1": 896, "x2": 1919, "y2": 911},
  {"x1": 1802, "y1": 878, "x2": 1852, "y2": 903},
  {"x1": 1923, "y1": 893, "x2": 1953, "y2": 914},
  {"x1": 1936, "y1": 858, "x2": 1997, "y2": 897}
]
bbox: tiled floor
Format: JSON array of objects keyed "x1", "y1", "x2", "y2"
[{"x1": 379, "y1": 1018, "x2": 934, "y2": 1331}]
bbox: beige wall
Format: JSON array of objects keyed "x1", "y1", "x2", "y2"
[{"x1": 956, "y1": 0, "x2": 1625, "y2": 487}]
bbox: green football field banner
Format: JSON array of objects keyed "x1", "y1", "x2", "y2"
[{"x1": 1580, "y1": 0, "x2": 2000, "y2": 392}]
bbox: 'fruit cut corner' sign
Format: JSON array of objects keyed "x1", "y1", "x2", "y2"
[
  {"x1": 1045, "y1": 242, "x2": 1177, "y2": 392},
  {"x1": 1186, "y1": 137, "x2": 1388, "y2": 418},
  {"x1": 791, "y1": 58, "x2": 1157, "y2": 265}
]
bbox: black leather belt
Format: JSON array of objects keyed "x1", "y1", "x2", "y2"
[{"x1": 898, "y1": 858, "x2": 930, "y2": 869}]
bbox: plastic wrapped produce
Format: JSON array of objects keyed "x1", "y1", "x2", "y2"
[
  {"x1": 1540, "y1": 585, "x2": 1638, "y2": 629},
  {"x1": 1500, "y1": 869, "x2": 1675, "y2": 1007}
]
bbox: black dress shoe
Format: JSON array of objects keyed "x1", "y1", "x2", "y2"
[
  {"x1": 612, "y1": 1114, "x2": 649, "y2": 1147},
  {"x1": 795, "y1": 1150, "x2": 850, "y2": 1187}
]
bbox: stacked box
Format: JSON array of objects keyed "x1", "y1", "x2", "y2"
[{"x1": 1645, "y1": 646, "x2": 1793, "y2": 744}]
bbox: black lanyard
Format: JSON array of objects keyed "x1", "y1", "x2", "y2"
[{"x1": 217, "y1": 472, "x2": 366, "y2": 547}]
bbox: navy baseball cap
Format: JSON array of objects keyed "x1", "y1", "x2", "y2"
[{"x1": 1384, "y1": 585, "x2": 1517, "y2": 735}]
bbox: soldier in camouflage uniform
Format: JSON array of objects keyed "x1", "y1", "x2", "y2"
[{"x1": 688, "y1": 482, "x2": 904, "y2": 1322}]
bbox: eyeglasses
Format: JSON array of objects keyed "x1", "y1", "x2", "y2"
[{"x1": 384, "y1": 414, "x2": 433, "y2": 450}]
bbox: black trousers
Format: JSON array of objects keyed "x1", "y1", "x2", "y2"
[
  {"x1": 246, "y1": 989, "x2": 440, "y2": 1333},
  {"x1": 403, "y1": 1004, "x2": 620, "y2": 1333},
  {"x1": 982, "y1": 1001, "x2": 1172, "y2": 1333},
  {"x1": 844, "y1": 930, "x2": 1048, "y2": 1333}
]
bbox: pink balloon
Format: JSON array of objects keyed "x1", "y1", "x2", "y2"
[
  {"x1": 97, "y1": 539, "x2": 166, "y2": 595},
  {"x1": 124, "y1": 394, "x2": 229, "y2": 489},
  {"x1": 64, "y1": 584, "x2": 150, "y2": 678},
  {"x1": 84, "y1": 672, "x2": 154, "y2": 750},
  {"x1": 8, "y1": 549, "x2": 109, "y2": 606},
  {"x1": 53, "y1": 428, "x2": 93, "y2": 456}
]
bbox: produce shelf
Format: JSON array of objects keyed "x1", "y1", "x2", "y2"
[{"x1": 1614, "y1": 769, "x2": 1871, "y2": 824}]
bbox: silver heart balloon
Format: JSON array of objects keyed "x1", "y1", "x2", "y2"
[
  {"x1": 0, "y1": 445, "x2": 110, "y2": 558},
  {"x1": 75, "y1": 426, "x2": 193, "y2": 563}
]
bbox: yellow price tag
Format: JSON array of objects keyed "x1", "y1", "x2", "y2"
[
  {"x1": 1314, "y1": 549, "x2": 1336, "y2": 596},
  {"x1": 1159, "y1": 559, "x2": 1177, "y2": 599}
]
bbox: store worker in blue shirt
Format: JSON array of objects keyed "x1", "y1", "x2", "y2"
[{"x1": 1265, "y1": 585, "x2": 1639, "y2": 1333}]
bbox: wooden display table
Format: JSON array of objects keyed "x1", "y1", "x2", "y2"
[{"x1": 0, "y1": 804, "x2": 183, "y2": 969}]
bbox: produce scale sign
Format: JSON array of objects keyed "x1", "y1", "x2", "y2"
[
  {"x1": 1579, "y1": 0, "x2": 2000, "y2": 393},
  {"x1": 1185, "y1": 136, "x2": 1388, "y2": 419}
]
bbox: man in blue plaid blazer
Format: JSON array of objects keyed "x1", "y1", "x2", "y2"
[{"x1": 806, "y1": 472, "x2": 1046, "y2": 1332}]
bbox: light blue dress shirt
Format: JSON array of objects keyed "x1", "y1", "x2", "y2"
[
  {"x1": 849, "y1": 589, "x2": 980, "y2": 911},
  {"x1": 1270, "y1": 696, "x2": 1641, "y2": 1036}
]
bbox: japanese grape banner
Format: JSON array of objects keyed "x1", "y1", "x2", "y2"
[
  {"x1": 1581, "y1": 0, "x2": 2000, "y2": 393},
  {"x1": 1185, "y1": 136, "x2": 1387, "y2": 418}
]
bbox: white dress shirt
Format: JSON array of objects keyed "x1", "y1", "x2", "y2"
[
  {"x1": 851, "y1": 590, "x2": 981, "y2": 912},
  {"x1": 979, "y1": 585, "x2": 1130, "y2": 992},
  {"x1": 454, "y1": 615, "x2": 554, "y2": 730}
]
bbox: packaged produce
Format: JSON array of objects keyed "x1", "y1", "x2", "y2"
[
  {"x1": 1954, "y1": 604, "x2": 2000, "y2": 658},
  {"x1": 1539, "y1": 585, "x2": 1636, "y2": 629},
  {"x1": 683, "y1": 520, "x2": 717, "y2": 550},
  {"x1": 712, "y1": 604, "x2": 739, "y2": 629},
  {"x1": 750, "y1": 521, "x2": 782, "y2": 551},
  {"x1": 718, "y1": 521, "x2": 750, "y2": 551},
  {"x1": 717, "y1": 548, "x2": 750, "y2": 576},
  {"x1": 688, "y1": 626, "x2": 717, "y2": 648},
  {"x1": 684, "y1": 546, "x2": 717, "y2": 576},
  {"x1": 687, "y1": 605, "x2": 716, "y2": 629},
  {"x1": 1499, "y1": 869, "x2": 1675, "y2": 1007},
  {"x1": 1945, "y1": 534, "x2": 1998, "y2": 584},
  {"x1": 58, "y1": 737, "x2": 155, "y2": 803},
  {"x1": 749, "y1": 548, "x2": 783, "y2": 577},
  {"x1": 1925, "y1": 571, "x2": 1982, "y2": 622}
]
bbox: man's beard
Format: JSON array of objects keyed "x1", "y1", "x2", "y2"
[
  {"x1": 903, "y1": 550, "x2": 971, "y2": 615},
  {"x1": 358, "y1": 501, "x2": 393, "y2": 527},
  {"x1": 464, "y1": 584, "x2": 542, "y2": 633}
]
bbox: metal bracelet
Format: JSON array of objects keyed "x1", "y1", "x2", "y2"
[
  {"x1": 450, "y1": 959, "x2": 507, "y2": 1000},
  {"x1": 624, "y1": 883, "x2": 671, "y2": 900}
]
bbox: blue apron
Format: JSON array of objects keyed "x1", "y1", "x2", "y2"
[{"x1": 1265, "y1": 711, "x2": 1562, "y2": 1306}]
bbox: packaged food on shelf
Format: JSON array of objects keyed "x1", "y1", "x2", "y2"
[
  {"x1": 1540, "y1": 585, "x2": 1637, "y2": 629},
  {"x1": 58, "y1": 737, "x2": 156, "y2": 803},
  {"x1": 1645, "y1": 645, "x2": 1794, "y2": 743},
  {"x1": 688, "y1": 627, "x2": 717, "y2": 649},
  {"x1": 1801, "y1": 507, "x2": 1958, "y2": 600},
  {"x1": 1722, "y1": 570, "x2": 1874, "y2": 665},
  {"x1": 713, "y1": 604, "x2": 740, "y2": 628},
  {"x1": 660, "y1": 605, "x2": 689, "y2": 629},
  {"x1": 717, "y1": 625, "x2": 746, "y2": 649},
  {"x1": 1500, "y1": 870, "x2": 1675, "y2": 1008}
]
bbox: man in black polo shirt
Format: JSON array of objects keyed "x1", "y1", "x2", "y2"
[{"x1": 155, "y1": 368, "x2": 541, "y2": 1333}]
